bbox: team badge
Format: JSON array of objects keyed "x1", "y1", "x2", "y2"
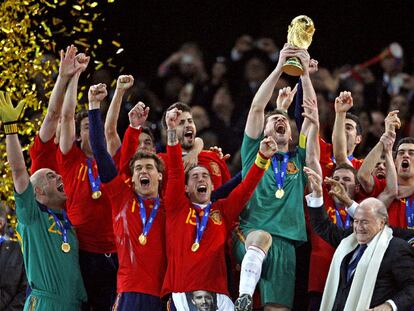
[
  {"x1": 209, "y1": 162, "x2": 221, "y2": 176},
  {"x1": 286, "y1": 162, "x2": 299, "y2": 174},
  {"x1": 209, "y1": 210, "x2": 222, "y2": 225}
]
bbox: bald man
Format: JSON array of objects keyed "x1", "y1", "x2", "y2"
[
  {"x1": 2, "y1": 90, "x2": 86, "y2": 310},
  {"x1": 305, "y1": 166, "x2": 414, "y2": 311}
]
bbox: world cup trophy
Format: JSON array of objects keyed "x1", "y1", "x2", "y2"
[{"x1": 282, "y1": 15, "x2": 315, "y2": 76}]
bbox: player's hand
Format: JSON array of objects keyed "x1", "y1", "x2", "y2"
[
  {"x1": 380, "y1": 131, "x2": 396, "y2": 154},
  {"x1": 384, "y1": 110, "x2": 401, "y2": 133},
  {"x1": 324, "y1": 177, "x2": 353, "y2": 207},
  {"x1": 334, "y1": 91, "x2": 353, "y2": 113},
  {"x1": 309, "y1": 58, "x2": 319, "y2": 74},
  {"x1": 59, "y1": 45, "x2": 78, "y2": 78},
  {"x1": 166, "y1": 108, "x2": 182, "y2": 130},
  {"x1": 75, "y1": 52, "x2": 90, "y2": 73},
  {"x1": 0, "y1": 92, "x2": 26, "y2": 123},
  {"x1": 304, "y1": 166, "x2": 323, "y2": 197},
  {"x1": 88, "y1": 84, "x2": 107, "y2": 106},
  {"x1": 259, "y1": 136, "x2": 278, "y2": 158},
  {"x1": 128, "y1": 101, "x2": 149, "y2": 128},
  {"x1": 209, "y1": 146, "x2": 231, "y2": 161},
  {"x1": 366, "y1": 302, "x2": 393, "y2": 311},
  {"x1": 276, "y1": 85, "x2": 297, "y2": 111},
  {"x1": 116, "y1": 75, "x2": 134, "y2": 91}
]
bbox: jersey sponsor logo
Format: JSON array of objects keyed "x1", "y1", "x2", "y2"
[
  {"x1": 286, "y1": 162, "x2": 299, "y2": 174},
  {"x1": 209, "y1": 162, "x2": 221, "y2": 176},
  {"x1": 209, "y1": 210, "x2": 222, "y2": 225}
]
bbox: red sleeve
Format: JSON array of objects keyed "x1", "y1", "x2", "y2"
[
  {"x1": 165, "y1": 144, "x2": 187, "y2": 215},
  {"x1": 356, "y1": 176, "x2": 387, "y2": 201},
  {"x1": 220, "y1": 162, "x2": 265, "y2": 224},
  {"x1": 29, "y1": 134, "x2": 59, "y2": 174},
  {"x1": 103, "y1": 174, "x2": 130, "y2": 214},
  {"x1": 319, "y1": 137, "x2": 333, "y2": 166},
  {"x1": 119, "y1": 126, "x2": 142, "y2": 176}
]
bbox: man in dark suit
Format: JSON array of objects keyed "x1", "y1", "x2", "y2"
[{"x1": 304, "y1": 166, "x2": 414, "y2": 311}]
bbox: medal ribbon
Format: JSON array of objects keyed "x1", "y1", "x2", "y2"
[
  {"x1": 0, "y1": 236, "x2": 5, "y2": 246},
  {"x1": 86, "y1": 158, "x2": 101, "y2": 195},
  {"x1": 272, "y1": 153, "x2": 289, "y2": 191},
  {"x1": 406, "y1": 197, "x2": 414, "y2": 228},
  {"x1": 46, "y1": 209, "x2": 71, "y2": 245},
  {"x1": 335, "y1": 209, "x2": 351, "y2": 229},
  {"x1": 137, "y1": 196, "x2": 161, "y2": 237},
  {"x1": 193, "y1": 202, "x2": 212, "y2": 246},
  {"x1": 331, "y1": 154, "x2": 354, "y2": 164}
]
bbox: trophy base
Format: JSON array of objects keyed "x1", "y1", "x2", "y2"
[{"x1": 282, "y1": 57, "x2": 303, "y2": 76}]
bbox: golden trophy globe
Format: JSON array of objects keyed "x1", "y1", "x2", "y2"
[{"x1": 282, "y1": 15, "x2": 315, "y2": 76}]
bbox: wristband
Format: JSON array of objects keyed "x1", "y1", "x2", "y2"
[
  {"x1": 3, "y1": 121, "x2": 18, "y2": 135},
  {"x1": 255, "y1": 152, "x2": 270, "y2": 170}
]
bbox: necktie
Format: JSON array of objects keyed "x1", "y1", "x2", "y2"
[{"x1": 346, "y1": 244, "x2": 367, "y2": 282}]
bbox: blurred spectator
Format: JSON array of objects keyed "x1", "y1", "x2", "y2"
[{"x1": 0, "y1": 209, "x2": 27, "y2": 311}]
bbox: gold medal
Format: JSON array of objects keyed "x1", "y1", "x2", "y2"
[
  {"x1": 92, "y1": 190, "x2": 102, "y2": 199},
  {"x1": 191, "y1": 242, "x2": 200, "y2": 252},
  {"x1": 139, "y1": 233, "x2": 147, "y2": 245},
  {"x1": 61, "y1": 242, "x2": 71, "y2": 253},
  {"x1": 275, "y1": 189, "x2": 284, "y2": 199}
]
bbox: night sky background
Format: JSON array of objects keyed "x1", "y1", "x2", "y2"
[{"x1": 101, "y1": 0, "x2": 414, "y2": 78}]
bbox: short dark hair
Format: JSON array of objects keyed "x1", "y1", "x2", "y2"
[
  {"x1": 264, "y1": 109, "x2": 290, "y2": 126},
  {"x1": 332, "y1": 163, "x2": 358, "y2": 184},
  {"x1": 345, "y1": 112, "x2": 362, "y2": 135},
  {"x1": 185, "y1": 165, "x2": 210, "y2": 184},
  {"x1": 162, "y1": 102, "x2": 192, "y2": 129},
  {"x1": 75, "y1": 110, "x2": 89, "y2": 138},
  {"x1": 129, "y1": 151, "x2": 165, "y2": 176},
  {"x1": 396, "y1": 137, "x2": 414, "y2": 151},
  {"x1": 141, "y1": 126, "x2": 155, "y2": 146}
]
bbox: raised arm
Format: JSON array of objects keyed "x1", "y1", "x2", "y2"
[
  {"x1": 88, "y1": 84, "x2": 117, "y2": 183},
  {"x1": 59, "y1": 53, "x2": 89, "y2": 154},
  {"x1": 332, "y1": 91, "x2": 353, "y2": 165},
  {"x1": 245, "y1": 44, "x2": 298, "y2": 139},
  {"x1": 377, "y1": 131, "x2": 398, "y2": 208},
  {"x1": 0, "y1": 92, "x2": 28, "y2": 193},
  {"x1": 104, "y1": 75, "x2": 134, "y2": 156},
  {"x1": 303, "y1": 97, "x2": 322, "y2": 177},
  {"x1": 39, "y1": 45, "x2": 82, "y2": 142},
  {"x1": 358, "y1": 111, "x2": 400, "y2": 193}
]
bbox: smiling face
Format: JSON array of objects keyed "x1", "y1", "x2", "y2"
[
  {"x1": 332, "y1": 168, "x2": 358, "y2": 201},
  {"x1": 353, "y1": 200, "x2": 386, "y2": 244},
  {"x1": 264, "y1": 113, "x2": 291, "y2": 147},
  {"x1": 185, "y1": 166, "x2": 213, "y2": 204},
  {"x1": 191, "y1": 290, "x2": 214, "y2": 311},
  {"x1": 395, "y1": 143, "x2": 414, "y2": 180},
  {"x1": 131, "y1": 158, "x2": 162, "y2": 198},
  {"x1": 176, "y1": 111, "x2": 197, "y2": 152},
  {"x1": 31, "y1": 168, "x2": 67, "y2": 207}
]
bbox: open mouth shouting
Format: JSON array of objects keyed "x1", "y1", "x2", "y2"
[
  {"x1": 401, "y1": 159, "x2": 410, "y2": 171},
  {"x1": 184, "y1": 129, "x2": 194, "y2": 140},
  {"x1": 197, "y1": 185, "x2": 207, "y2": 194},
  {"x1": 140, "y1": 176, "x2": 150, "y2": 189},
  {"x1": 57, "y1": 182, "x2": 64, "y2": 192},
  {"x1": 275, "y1": 124, "x2": 286, "y2": 134}
]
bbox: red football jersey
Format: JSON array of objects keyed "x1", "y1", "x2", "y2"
[
  {"x1": 388, "y1": 197, "x2": 409, "y2": 228},
  {"x1": 161, "y1": 144, "x2": 264, "y2": 296},
  {"x1": 119, "y1": 126, "x2": 142, "y2": 177},
  {"x1": 56, "y1": 144, "x2": 116, "y2": 253},
  {"x1": 29, "y1": 134, "x2": 59, "y2": 174},
  {"x1": 103, "y1": 176, "x2": 166, "y2": 296}
]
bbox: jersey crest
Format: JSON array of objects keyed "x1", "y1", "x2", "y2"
[
  {"x1": 286, "y1": 161, "x2": 299, "y2": 174},
  {"x1": 209, "y1": 162, "x2": 221, "y2": 176},
  {"x1": 209, "y1": 210, "x2": 222, "y2": 225}
]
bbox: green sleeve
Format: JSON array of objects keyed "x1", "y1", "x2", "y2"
[
  {"x1": 15, "y1": 183, "x2": 40, "y2": 225},
  {"x1": 241, "y1": 133, "x2": 263, "y2": 177}
]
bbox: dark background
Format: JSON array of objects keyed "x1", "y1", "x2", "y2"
[{"x1": 104, "y1": 0, "x2": 414, "y2": 78}]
